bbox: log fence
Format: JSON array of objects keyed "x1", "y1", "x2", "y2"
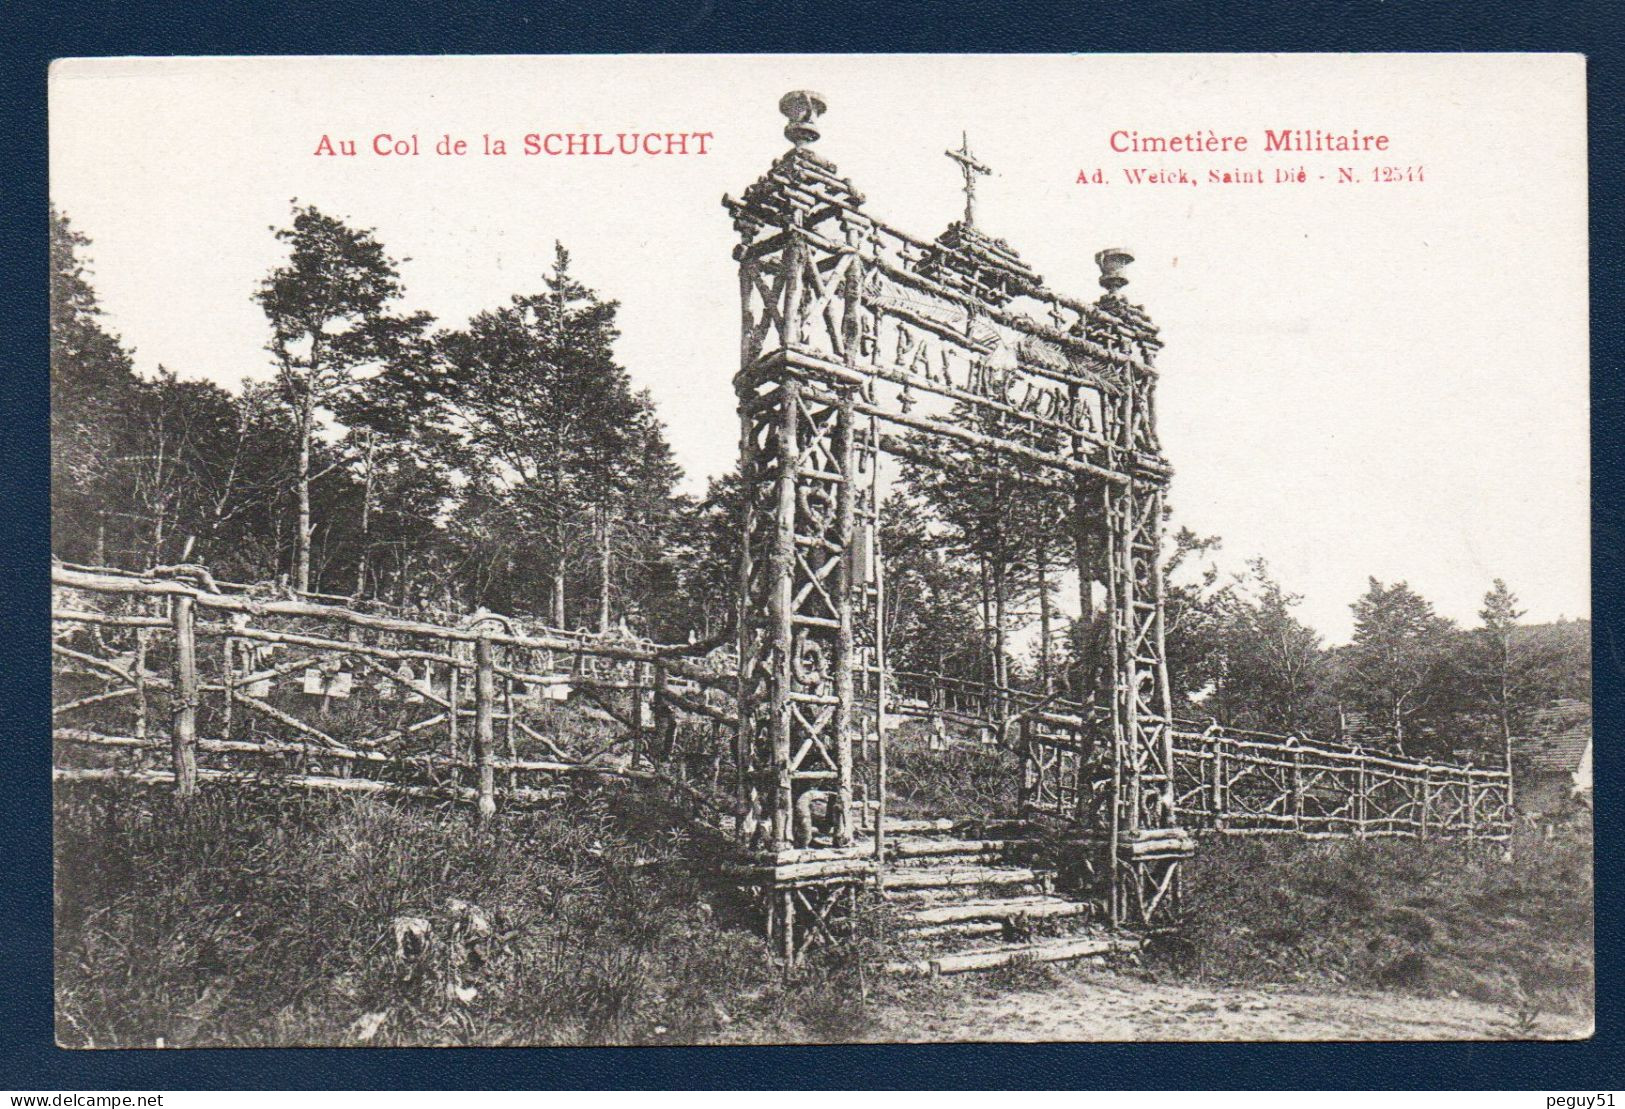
[
  {"x1": 1022, "y1": 715, "x2": 1509, "y2": 842},
  {"x1": 55, "y1": 564, "x2": 1510, "y2": 843},
  {"x1": 52, "y1": 566, "x2": 735, "y2": 815},
  {"x1": 1168, "y1": 726, "x2": 1511, "y2": 840}
]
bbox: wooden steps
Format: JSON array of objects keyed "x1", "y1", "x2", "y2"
[
  {"x1": 729, "y1": 814, "x2": 1122, "y2": 976},
  {"x1": 886, "y1": 836, "x2": 1021, "y2": 861},
  {"x1": 877, "y1": 816, "x2": 1120, "y2": 976},
  {"x1": 884, "y1": 933, "x2": 1140, "y2": 976},
  {"x1": 881, "y1": 865, "x2": 1042, "y2": 892},
  {"x1": 902, "y1": 894, "x2": 1093, "y2": 927},
  {"x1": 903, "y1": 920, "x2": 1008, "y2": 941},
  {"x1": 879, "y1": 817, "x2": 958, "y2": 836}
]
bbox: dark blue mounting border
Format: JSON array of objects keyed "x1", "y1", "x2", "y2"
[{"x1": 0, "y1": 0, "x2": 1618, "y2": 1090}]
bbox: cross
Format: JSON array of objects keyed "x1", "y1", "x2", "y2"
[{"x1": 945, "y1": 132, "x2": 991, "y2": 227}]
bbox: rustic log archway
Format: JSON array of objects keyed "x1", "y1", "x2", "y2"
[{"x1": 723, "y1": 90, "x2": 1185, "y2": 949}]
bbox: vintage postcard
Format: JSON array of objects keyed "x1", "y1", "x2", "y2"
[{"x1": 48, "y1": 53, "x2": 1590, "y2": 1046}]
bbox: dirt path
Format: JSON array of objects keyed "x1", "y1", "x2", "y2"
[{"x1": 872, "y1": 968, "x2": 1590, "y2": 1042}]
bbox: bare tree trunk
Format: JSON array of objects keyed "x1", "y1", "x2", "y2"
[
  {"x1": 296, "y1": 397, "x2": 313, "y2": 594},
  {"x1": 551, "y1": 521, "x2": 567, "y2": 627},
  {"x1": 598, "y1": 507, "x2": 612, "y2": 633},
  {"x1": 1072, "y1": 492, "x2": 1104, "y2": 705},
  {"x1": 977, "y1": 556, "x2": 991, "y2": 685},
  {"x1": 1074, "y1": 525, "x2": 1092, "y2": 702},
  {"x1": 354, "y1": 430, "x2": 375, "y2": 598},
  {"x1": 1500, "y1": 635, "x2": 1515, "y2": 806},
  {"x1": 150, "y1": 502, "x2": 166, "y2": 570},
  {"x1": 1498, "y1": 635, "x2": 1513, "y2": 748}
]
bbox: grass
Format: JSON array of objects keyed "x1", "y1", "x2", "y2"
[
  {"x1": 53, "y1": 781, "x2": 899, "y2": 1047},
  {"x1": 55, "y1": 768, "x2": 1593, "y2": 1045},
  {"x1": 1148, "y1": 825, "x2": 1594, "y2": 1020},
  {"x1": 881, "y1": 727, "x2": 1020, "y2": 822}
]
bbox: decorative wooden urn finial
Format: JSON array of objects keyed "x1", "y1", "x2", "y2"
[
  {"x1": 1096, "y1": 248, "x2": 1134, "y2": 293},
  {"x1": 778, "y1": 90, "x2": 828, "y2": 147}
]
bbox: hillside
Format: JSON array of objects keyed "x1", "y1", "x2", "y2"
[{"x1": 54, "y1": 778, "x2": 1591, "y2": 1046}]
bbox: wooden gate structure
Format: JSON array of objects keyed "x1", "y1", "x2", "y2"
[
  {"x1": 722, "y1": 91, "x2": 1186, "y2": 948},
  {"x1": 50, "y1": 90, "x2": 1514, "y2": 969}
]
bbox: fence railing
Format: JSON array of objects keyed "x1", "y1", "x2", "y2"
[
  {"x1": 1171, "y1": 727, "x2": 1511, "y2": 841},
  {"x1": 52, "y1": 565, "x2": 735, "y2": 816},
  {"x1": 857, "y1": 662, "x2": 1088, "y2": 729},
  {"x1": 1022, "y1": 716, "x2": 1512, "y2": 843},
  {"x1": 55, "y1": 564, "x2": 1513, "y2": 843}
]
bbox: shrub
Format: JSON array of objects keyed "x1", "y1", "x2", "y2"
[
  {"x1": 53, "y1": 780, "x2": 887, "y2": 1046},
  {"x1": 882, "y1": 730, "x2": 1020, "y2": 821},
  {"x1": 1150, "y1": 827, "x2": 1594, "y2": 1018}
]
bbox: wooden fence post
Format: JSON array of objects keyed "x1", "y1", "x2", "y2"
[
  {"x1": 447, "y1": 661, "x2": 460, "y2": 764},
  {"x1": 221, "y1": 636, "x2": 234, "y2": 741},
  {"x1": 1464, "y1": 766, "x2": 1476, "y2": 843},
  {"x1": 133, "y1": 624, "x2": 150, "y2": 742},
  {"x1": 170, "y1": 594, "x2": 199, "y2": 799},
  {"x1": 1211, "y1": 732, "x2": 1226, "y2": 831},
  {"x1": 1290, "y1": 741, "x2": 1303, "y2": 832},
  {"x1": 1355, "y1": 749, "x2": 1368, "y2": 840},
  {"x1": 1420, "y1": 761, "x2": 1432, "y2": 840},
  {"x1": 474, "y1": 636, "x2": 497, "y2": 822},
  {"x1": 637, "y1": 661, "x2": 656, "y2": 770}
]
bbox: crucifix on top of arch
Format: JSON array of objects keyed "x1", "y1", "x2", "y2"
[{"x1": 945, "y1": 131, "x2": 991, "y2": 228}]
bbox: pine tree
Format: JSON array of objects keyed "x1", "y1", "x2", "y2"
[
  {"x1": 601, "y1": 393, "x2": 685, "y2": 635},
  {"x1": 898, "y1": 402, "x2": 1045, "y2": 696},
  {"x1": 1340, "y1": 578, "x2": 1456, "y2": 755},
  {"x1": 1157, "y1": 527, "x2": 1235, "y2": 720},
  {"x1": 255, "y1": 203, "x2": 431, "y2": 593},
  {"x1": 437, "y1": 243, "x2": 641, "y2": 626},
  {"x1": 49, "y1": 209, "x2": 141, "y2": 563},
  {"x1": 1225, "y1": 558, "x2": 1331, "y2": 734},
  {"x1": 679, "y1": 471, "x2": 746, "y2": 641},
  {"x1": 1477, "y1": 579, "x2": 1525, "y2": 758},
  {"x1": 878, "y1": 491, "x2": 983, "y2": 681}
]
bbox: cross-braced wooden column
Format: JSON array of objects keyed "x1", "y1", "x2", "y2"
[
  {"x1": 726, "y1": 91, "x2": 877, "y2": 961},
  {"x1": 729, "y1": 91, "x2": 867, "y2": 857},
  {"x1": 726, "y1": 91, "x2": 1190, "y2": 954},
  {"x1": 1091, "y1": 251, "x2": 1190, "y2": 929}
]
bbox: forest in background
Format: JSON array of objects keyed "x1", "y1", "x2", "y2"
[{"x1": 50, "y1": 205, "x2": 1590, "y2": 764}]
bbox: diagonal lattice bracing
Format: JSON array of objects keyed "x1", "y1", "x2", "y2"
[{"x1": 726, "y1": 91, "x2": 1190, "y2": 955}]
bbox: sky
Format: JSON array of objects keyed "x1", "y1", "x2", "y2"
[{"x1": 48, "y1": 54, "x2": 1589, "y2": 643}]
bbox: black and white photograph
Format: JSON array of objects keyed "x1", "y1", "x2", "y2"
[{"x1": 46, "y1": 53, "x2": 1591, "y2": 1046}]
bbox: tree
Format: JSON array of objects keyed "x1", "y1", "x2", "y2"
[
  {"x1": 437, "y1": 243, "x2": 642, "y2": 626},
  {"x1": 677, "y1": 471, "x2": 745, "y2": 641},
  {"x1": 1476, "y1": 578, "x2": 1525, "y2": 757},
  {"x1": 877, "y1": 491, "x2": 983, "y2": 681},
  {"x1": 1455, "y1": 582, "x2": 1591, "y2": 768},
  {"x1": 50, "y1": 209, "x2": 141, "y2": 563},
  {"x1": 595, "y1": 392, "x2": 685, "y2": 635},
  {"x1": 255, "y1": 203, "x2": 431, "y2": 593},
  {"x1": 118, "y1": 370, "x2": 254, "y2": 569},
  {"x1": 898, "y1": 403, "x2": 1050, "y2": 697},
  {"x1": 330, "y1": 325, "x2": 455, "y2": 600},
  {"x1": 1338, "y1": 578, "x2": 1456, "y2": 755},
  {"x1": 1510, "y1": 617, "x2": 1591, "y2": 706},
  {"x1": 1024, "y1": 473, "x2": 1073, "y2": 694},
  {"x1": 50, "y1": 211, "x2": 270, "y2": 572},
  {"x1": 1223, "y1": 559, "x2": 1332, "y2": 734},
  {"x1": 1157, "y1": 526, "x2": 1234, "y2": 718}
]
